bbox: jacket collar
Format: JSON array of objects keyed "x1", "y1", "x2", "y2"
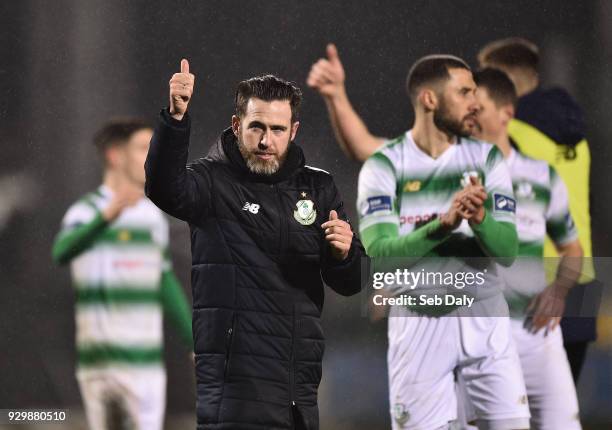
[{"x1": 207, "y1": 127, "x2": 305, "y2": 184}]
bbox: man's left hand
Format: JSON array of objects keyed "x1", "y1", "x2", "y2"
[
  {"x1": 525, "y1": 283, "x2": 569, "y2": 333},
  {"x1": 322, "y1": 210, "x2": 353, "y2": 261}
]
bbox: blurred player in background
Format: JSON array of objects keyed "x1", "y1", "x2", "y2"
[
  {"x1": 52, "y1": 118, "x2": 193, "y2": 430},
  {"x1": 468, "y1": 67, "x2": 583, "y2": 429},
  {"x1": 478, "y1": 38, "x2": 596, "y2": 382},
  {"x1": 312, "y1": 51, "x2": 530, "y2": 429}
]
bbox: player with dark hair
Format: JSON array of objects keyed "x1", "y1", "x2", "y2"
[
  {"x1": 479, "y1": 37, "x2": 596, "y2": 382},
  {"x1": 52, "y1": 118, "x2": 193, "y2": 430},
  {"x1": 145, "y1": 60, "x2": 365, "y2": 430},
  {"x1": 327, "y1": 51, "x2": 529, "y2": 429},
  {"x1": 467, "y1": 67, "x2": 583, "y2": 429}
]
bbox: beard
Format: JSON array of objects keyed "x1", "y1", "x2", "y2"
[
  {"x1": 237, "y1": 134, "x2": 288, "y2": 175},
  {"x1": 471, "y1": 119, "x2": 484, "y2": 139},
  {"x1": 433, "y1": 98, "x2": 476, "y2": 138}
]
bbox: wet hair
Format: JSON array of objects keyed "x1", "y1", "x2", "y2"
[
  {"x1": 478, "y1": 37, "x2": 539, "y2": 71},
  {"x1": 406, "y1": 54, "x2": 471, "y2": 104},
  {"x1": 93, "y1": 117, "x2": 152, "y2": 154},
  {"x1": 473, "y1": 68, "x2": 517, "y2": 108},
  {"x1": 235, "y1": 74, "x2": 302, "y2": 123}
]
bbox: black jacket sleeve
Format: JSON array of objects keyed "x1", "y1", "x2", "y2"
[
  {"x1": 320, "y1": 179, "x2": 366, "y2": 296},
  {"x1": 145, "y1": 109, "x2": 211, "y2": 224}
]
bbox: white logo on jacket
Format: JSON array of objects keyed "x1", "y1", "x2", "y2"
[{"x1": 242, "y1": 202, "x2": 260, "y2": 214}]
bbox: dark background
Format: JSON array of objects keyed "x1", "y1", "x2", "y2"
[{"x1": 1, "y1": 1, "x2": 611, "y2": 428}]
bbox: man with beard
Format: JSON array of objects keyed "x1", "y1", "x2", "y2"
[
  {"x1": 311, "y1": 52, "x2": 529, "y2": 429},
  {"x1": 145, "y1": 60, "x2": 365, "y2": 430}
]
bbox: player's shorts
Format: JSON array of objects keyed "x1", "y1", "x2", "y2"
[
  {"x1": 511, "y1": 319, "x2": 581, "y2": 429},
  {"x1": 77, "y1": 365, "x2": 166, "y2": 430},
  {"x1": 387, "y1": 298, "x2": 530, "y2": 430},
  {"x1": 455, "y1": 319, "x2": 582, "y2": 430}
]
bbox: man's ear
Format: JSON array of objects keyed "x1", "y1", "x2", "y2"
[
  {"x1": 500, "y1": 104, "x2": 515, "y2": 126},
  {"x1": 419, "y1": 89, "x2": 438, "y2": 111},
  {"x1": 231, "y1": 115, "x2": 241, "y2": 137},
  {"x1": 105, "y1": 146, "x2": 120, "y2": 169},
  {"x1": 290, "y1": 121, "x2": 300, "y2": 142}
]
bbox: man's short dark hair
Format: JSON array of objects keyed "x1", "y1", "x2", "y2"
[
  {"x1": 474, "y1": 68, "x2": 518, "y2": 108},
  {"x1": 406, "y1": 55, "x2": 471, "y2": 104},
  {"x1": 235, "y1": 75, "x2": 302, "y2": 123},
  {"x1": 478, "y1": 38, "x2": 539, "y2": 71},
  {"x1": 93, "y1": 117, "x2": 152, "y2": 153}
]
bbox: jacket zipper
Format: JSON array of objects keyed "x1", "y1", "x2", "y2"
[
  {"x1": 274, "y1": 185, "x2": 296, "y2": 421},
  {"x1": 223, "y1": 314, "x2": 236, "y2": 379},
  {"x1": 289, "y1": 304, "x2": 296, "y2": 424}
]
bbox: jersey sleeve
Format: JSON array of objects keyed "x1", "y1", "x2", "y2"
[
  {"x1": 357, "y1": 150, "x2": 399, "y2": 236},
  {"x1": 546, "y1": 166, "x2": 578, "y2": 245},
  {"x1": 61, "y1": 199, "x2": 99, "y2": 231},
  {"x1": 483, "y1": 145, "x2": 516, "y2": 224},
  {"x1": 52, "y1": 197, "x2": 107, "y2": 265}
]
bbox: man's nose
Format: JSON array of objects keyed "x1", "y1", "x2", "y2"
[
  {"x1": 468, "y1": 94, "x2": 480, "y2": 113},
  {"x1": 259, "y1": 130, "x2": 272, "y2": 147},
  {"x1": 469, "y1": 101, "x2": 480, "y2": 114}
]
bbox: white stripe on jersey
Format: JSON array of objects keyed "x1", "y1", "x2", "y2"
[{"x1": 76, "y1": 305, "x2": 163, "y2": 348}]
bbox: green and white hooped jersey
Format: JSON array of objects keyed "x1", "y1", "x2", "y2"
[
  {"x1": 60, "y1": 185, "x2": 170, "y2": 368},
  {"x1": 501, "y1": 148, "x2": 577, "y2": 315},
  {"x1": 358, "y1": 131, "x2": 516, "y2": 303}
]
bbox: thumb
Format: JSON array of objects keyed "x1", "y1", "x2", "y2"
[
  {"x1": 181, "y1": 58, "x2": 190, "y2": 74},
  {"x1": 329, "y1": 209, "x2": 338, "y2": 221},
  {"x1": 326, "y1": 43, "x2": 340, "y2": 64},
  {"x1": 470, "y1": 175, "x2": 481, "y2": 186}
]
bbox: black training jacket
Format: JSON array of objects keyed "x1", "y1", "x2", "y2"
[{"x1": 145, "y1": 109, "x2": 365, "y2": 430}]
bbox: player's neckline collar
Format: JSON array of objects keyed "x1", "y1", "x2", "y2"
[{"x1": 407, "y1": 130, "x2": 456, "y2": 162}]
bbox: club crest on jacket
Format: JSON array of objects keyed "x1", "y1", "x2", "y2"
[{"x1": 294, "y1": 199, "x2": 316, "y2": 225}]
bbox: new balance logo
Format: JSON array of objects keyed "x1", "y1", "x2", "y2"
[{"x1": 242, "y1": 202, "x2": 260, "y2": 214}]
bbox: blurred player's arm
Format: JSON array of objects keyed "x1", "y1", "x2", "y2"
[
  {"x1": 307, "y1": 44, "x2": 384, "y2": 162},
  {"x1": 469, "y1": 213, "x2": 518, "y2": 266},
  {"x1": 160, "y1": 267, "x2": 193, "y2": 350},
  {"x1": 52, "y1": 188, "x2": 141, "y2": 265},
  {"x1": 145, "y1": 59, "x2": 212, "y2": 224},
  {"x1": 358, "y1": 153, "x2": 458, "y2": 258},
  {"x1": 553, "y1": 240, "x2": 583, "y2": 290},
  {"x1": 52, "y1": 212, "x2": 107, "y2": 265},
  {"x1": 529, "y1": 167, "x2": 583, "y2": 331},
  {"x1": 547, "y1": 166, "x2": 584, "y2": 289},
  {"x1": 468, "y1": 147, "x2": 518, "y2": 266}
]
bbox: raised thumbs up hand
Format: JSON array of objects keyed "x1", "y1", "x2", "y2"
[
  {"x1": 169, "y1": 59, "x2": 195, "y2": 121},
  {"x1": 321, "y1": 209, "x2": 353, "y2": 261},
  {"x1": 307, "y1": 43, "x2": 346, "y2": 99}
]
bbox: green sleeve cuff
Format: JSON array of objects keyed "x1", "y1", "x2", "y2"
[
  {"x1": 470, "y1": 210, "x2": 518, "y2": 266},
  {"x1": 361, "y1": 218, "x2": 451, "y2": 258}
]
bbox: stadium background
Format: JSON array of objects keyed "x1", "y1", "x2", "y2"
[{"x1": 1, "y1": 1, "x2": 611, "y2": 428}]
